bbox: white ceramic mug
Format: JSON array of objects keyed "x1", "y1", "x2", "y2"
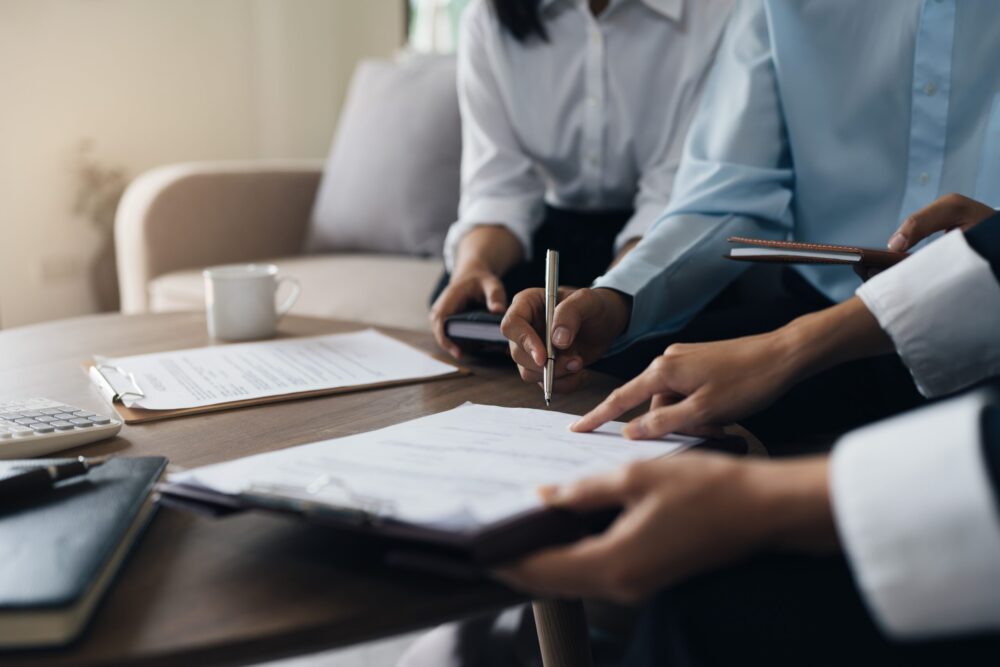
[{"x1": 203, "y1": 264, "x2": 301, "y2": 341}]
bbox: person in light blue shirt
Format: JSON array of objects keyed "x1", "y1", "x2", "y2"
[{"x1": 502, "y1": 0, "x2": 1000, "y2": 428}]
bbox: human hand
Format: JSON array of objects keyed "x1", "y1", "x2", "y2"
[
  {"x1": 570, "y1": 330, "x2": 800, "y2": 439},
  {"x1": 495, "y1": 453, "x2": 834, "y2": 603},
  {"x1": 500, "y1": 287, "x2": 630, "y2": 393},
  {"x1": 430, "y1": 263, "x2": 507, "y2": 359},
  {"x1": 889, "y1": 193, "x2": 996, "y2": 252}
]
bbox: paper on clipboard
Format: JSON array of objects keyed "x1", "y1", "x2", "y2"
[{"x1": 87, "y1": 329, "x2": 465, "y2": 422}]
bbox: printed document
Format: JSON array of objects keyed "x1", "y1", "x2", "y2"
[
  {"x1": 170, "y1": 403, "x2": 700, "y2": 530},
  {"x1": 95, "y1": 329, "x2": 456, "y2": 410}
]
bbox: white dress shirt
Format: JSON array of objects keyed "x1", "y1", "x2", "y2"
[
  {"x1": 857, "y1": 230, "x2": 1000, "y2": 398},
  {"x1": 443, "y1": 0, "x2": 734, "y2": 270},
  {"x1": 832, "y1": 390, "x2": 1000, "y2": 639},
  {"x1": 832, "y1": 231, "x2": 1000, "y2": 638}
]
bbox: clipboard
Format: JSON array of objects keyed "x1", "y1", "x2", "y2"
[
  {"x1": 156, "y1": 430, "x2": 755, "y2": 573},
  {"x1": 85, "y1": 347, "x2": 469, "y2": 425}
]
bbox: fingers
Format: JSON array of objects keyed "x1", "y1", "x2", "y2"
[
  {"x1": 501, "y1": 289, "x2": 547, "y2": 368},
  {"x1": 571, "y1": 365, "x2": 670, "y2": 433},
  {"x1": 890, "y1": 193, "x2": 991, "y2": 251},
  {"x1": 623, "y1": 399, "x2": 722, "y2": 440},
  {"x1": 480, "y1": 274, "x2": 507, "y2": 314},
  {"x1": 430, "y1": 280, "x2": 484, "y2": 359},
  {"x1": 517, "y1": 366, "x2": 588, "y2": 393},
  {"x1": 494, "y1": 534, "x2": 618, "y2": 600},
  {"x1": 429, "y1": 310, "x2": 462, "y2": 360},
  {"x1": 550, "y1": 290, "x2": 604, "y2": 350},
  {"x1": 540, "y1": 467, "x2": 630, "y2": 511}
]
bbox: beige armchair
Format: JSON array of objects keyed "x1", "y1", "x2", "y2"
[{"x1": 115, "y1": 161, "x2": 443, "y2": 331}]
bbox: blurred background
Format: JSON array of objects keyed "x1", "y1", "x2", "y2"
[{"x1": 0, "y1": 0, "x2": 470, "y2": 330}]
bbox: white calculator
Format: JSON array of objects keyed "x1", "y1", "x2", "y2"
[{"x1": 0, "y1": 398, "x2": 123, "y2": 459}]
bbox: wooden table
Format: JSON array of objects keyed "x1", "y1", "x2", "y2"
[{"x1": 0, "y1": 313, "x2": 634, "y2": 666}]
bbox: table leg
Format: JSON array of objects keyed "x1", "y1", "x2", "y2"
[{"x1": 532, "y1": 599, "x2": 593, "y2": 667}]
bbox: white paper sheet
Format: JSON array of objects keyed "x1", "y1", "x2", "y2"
[
  {"x1": 170, "y1": 403, "x2": 700, "y2": 531},
  {"x1": 94, "y1": 329, "x2": 456, "y2": 410}
]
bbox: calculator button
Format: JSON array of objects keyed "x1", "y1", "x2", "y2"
[
  {"x1": 14, "y1": 418, "x2": 37, "y2": 426},
  {"x1": 39, "y1": 408, "x2": 62, "y2": 415},
  {"x1": 54, "y1": 413, "x2": 76, "y2": 421},
  {"x1": 21, "y1": 411, "x2": 43, "y2": 418},
  {"x1": 70, "y1": 419, "x2": 93, "y2": 427},
  {"x1": 50, "y1": 421, "x2": 75, "y2": 430},
  {"x1": 34, "y1": 416, "x2": 55, "y2": 423},
  {"x1": 88, "y1": 416, "x2": 112, "y2": 425},
  {"x1": 30, "y1": 424, "x2": 55, "y2": 433},
  {"x1": 11, "y1": 428, "x2": 34, "y2": 437}
]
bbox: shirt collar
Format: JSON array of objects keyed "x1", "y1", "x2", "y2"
[{"x1": 539, "y1": 0, "x2": 683, "y2": 22}]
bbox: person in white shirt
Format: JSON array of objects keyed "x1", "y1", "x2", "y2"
[
  {"x1": 429, "y1": 0, "x2": 734, "y2": 359},
  {"x1": 497, "y1": 194, "x2": 1000, "y2": 664}
]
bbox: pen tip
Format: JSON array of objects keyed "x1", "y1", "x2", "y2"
[{"x1": 545, "y1": 398, "x2": 551, "y2": 407}]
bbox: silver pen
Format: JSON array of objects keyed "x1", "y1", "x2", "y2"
[{"x1": 543, "y1": 249, "x2": 559, "y2": 406}]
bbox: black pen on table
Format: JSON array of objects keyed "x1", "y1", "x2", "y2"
[
  {"x1": 543, "y1": 249, "x2": 559, "y2": 407},
  {"x1": 0, "y1": 456, "x2": 109, "y2": 502}
]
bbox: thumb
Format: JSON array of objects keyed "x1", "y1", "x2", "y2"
[
  {"x1": 480, "y1": 275, "x2": 507, "y2": 314},
  {"x1": 539, "y1": 469, "x2": 629, "y2": 511},
  {"x1": 891, "y1": 194, "x2": 967, "y2": 251},
  {"x1": 551, "y1": 290, "x2": 602, "y2": 349}
]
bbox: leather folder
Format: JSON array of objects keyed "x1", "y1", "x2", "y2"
[
  {"x1": 726, "y1": 236, "x2": 907, "y2": 270},
  {"x1": 156, "y1": 433, "x2": 753, "y2": 577}
]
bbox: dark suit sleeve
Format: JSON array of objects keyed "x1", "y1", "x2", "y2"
[
  {"x1": 964, "y1": 211, "x2": 1000, "y2": 282},
  {"x1": 965, "y1": 216, "x2": 1000, "y2": 499},
  {"x1": 982, "y1": 394, "x2": 1000, "y2": 506}
]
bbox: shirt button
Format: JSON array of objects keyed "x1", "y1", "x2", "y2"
[
  {"x1": 587, "y1": 96, "x2": 598, "y2": 106},
  {"x1": 919, "y1": 172, "x2": 930, "y2": 185},
  {"x1": 923, "y1": 82, "x2": 938, "y2": 96},
  {"x1": 591, "y1": 31, "x2": 601, "y2": 43}
]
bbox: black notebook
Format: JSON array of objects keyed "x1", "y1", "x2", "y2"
[
  {"x1": 0, "y1": 456, "x2": 166, "y2": 648},
  {"x1": 443, "y1": 311, "x2": 507, "y2": 356}
]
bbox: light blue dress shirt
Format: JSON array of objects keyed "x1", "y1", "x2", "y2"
[{"x1": 594, "y1": 0, "x2": 1000, "y2": 347}]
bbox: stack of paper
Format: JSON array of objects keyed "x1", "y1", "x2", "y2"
[{"x1": 170, "y1": 403, "x2": 700, "y2": 531}]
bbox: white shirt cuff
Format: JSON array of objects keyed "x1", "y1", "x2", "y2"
[
  {"x1": 856, "y1": 231, "x2": 1000, "y2": 397},
  {"x1": 443, "y1": 196, "x2": 543, "y2": 272},
  {"x1": 831, "y1": 390, "x2": 1000, "y2": 639}
]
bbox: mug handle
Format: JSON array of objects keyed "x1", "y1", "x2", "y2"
[{"x1": 276, "y1": 276, "x2": 301, "y2": 319}]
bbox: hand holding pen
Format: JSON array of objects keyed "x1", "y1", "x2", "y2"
[{"x1": 502, "y1": 280, "x2": 633, "y2": 397}]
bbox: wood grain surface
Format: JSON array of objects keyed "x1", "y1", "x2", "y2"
[{"x1": 0, "y1": 313, "x2": 632, "y2": 666}]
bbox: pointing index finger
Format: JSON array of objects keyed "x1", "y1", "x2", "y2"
[{"x1": 570, "y1": 370, "x2": 664, "y2": 433}]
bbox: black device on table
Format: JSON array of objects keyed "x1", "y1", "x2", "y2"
[{"x1": 443, "y1": 311, "x2": 508, "y2": 357}]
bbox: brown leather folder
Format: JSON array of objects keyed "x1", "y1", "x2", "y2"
[{"x1": 726, "y1": 236, "x2": 907, "y2": 270}]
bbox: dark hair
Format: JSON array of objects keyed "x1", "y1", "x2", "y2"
[{"x1": 491, "y1": 0, "x2": 548, "y2": 43}]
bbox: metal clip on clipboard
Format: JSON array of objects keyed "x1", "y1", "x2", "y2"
[{"x1": 88, "y1": 360, "x2": 147, "y2": 406}]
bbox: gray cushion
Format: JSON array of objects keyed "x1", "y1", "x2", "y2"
[{"x1": 307, "y1": 54, "x2": 460, "y2": 258}]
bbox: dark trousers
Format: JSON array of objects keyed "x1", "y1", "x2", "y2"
[
  {"x1": 431, "y1": 206, "x2": 632, "y2": 305},
  {"x1": 623, "y1": 553, "x2": 1000, "y2": 667}
]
